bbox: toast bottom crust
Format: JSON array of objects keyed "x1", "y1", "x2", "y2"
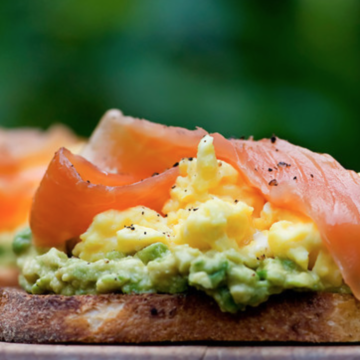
[{"x1": 1, "y1": 288, "x2": 359, "y2": 344}]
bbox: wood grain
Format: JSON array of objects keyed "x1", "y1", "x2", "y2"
[{"x1": 1, "y1": 343, "x2": 360, "y2": 360}]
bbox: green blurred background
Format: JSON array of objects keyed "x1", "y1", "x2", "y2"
[{"x1": 1, "y1": 1, "x2": 359, "y2": 170}]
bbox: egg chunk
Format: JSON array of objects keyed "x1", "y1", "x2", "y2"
[
  {"x1": 164, "y1": 136, "x2": 256, "y2": 251},
  {"x1": 73, "y1": 207, "x2": 172, "y2": 262}
]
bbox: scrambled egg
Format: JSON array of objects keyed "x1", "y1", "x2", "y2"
[{"x1": 73, "y1": 135, "x2": 341, "y2": 288}]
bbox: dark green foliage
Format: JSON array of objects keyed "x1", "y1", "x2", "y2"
[{"x1": 1, "y1": 1, "x2": 359, "y2": 170}]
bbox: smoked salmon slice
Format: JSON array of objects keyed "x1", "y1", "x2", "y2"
[
  {"x1": 30, "y1": 148, "x2": 179, "y2": 248},
  {"x1": 81, "y1": 110, "x2": 243, "y2": 178},
  {"x1": 0, "y1": 125, "x2": 79, "y2": 231},
  {"x1": 30, "y1": 110, "x2": 360, "y2": 300},
  {"x1": 81, "y1": 110, "x2": 207, "y2": 180}
]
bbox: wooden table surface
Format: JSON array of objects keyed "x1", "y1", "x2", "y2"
[{"x1": 1, "y1": 343, "x2": 360, "y2": 360}]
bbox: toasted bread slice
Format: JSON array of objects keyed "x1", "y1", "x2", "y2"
[{"x1": 1, "y1": 288, "x2": 359, "y2": 344}]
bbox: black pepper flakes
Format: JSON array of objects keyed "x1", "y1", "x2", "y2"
[
  {"x1": 142, "y1": 211, "x2": 144, "y2": 215},
  {"x1": 152, "y1": 172, "x2": 159, "y2": 177},
  {"x1": 173, "y1": 162, "x2": 179, "y2": 167},
  {"x1": 234, "y1": 200, "x2": 238, "y2": 203},
  {"x1": 193, "y1": 208, "x2": 199, "y2": 211},
  {"x1": 293, "y1": 176, "x2": 297, "y2": 180},
  {"x1": 130, "y1": 227, "x2": 135, "y2": 231},
  {"x1": 310, "y1": 174, "x2": 314, "y2": 178},
  {"x1": 269, "y1": 179, "x2": 278, "y2": 186},
  {"x1": 278, "y1": 162, "x2": 291, "y2": 168},
  {"x1": 268, "y1": 168, "x2": 273, "y2": 172},
  {"x1": 86, "y1": 180, "x2": 90, "y2": 183},
  {"x1": 171, "y1": 185, "x2": 176, "y2": 189},
  {"x1": 188, "y1": 157, "x2": 193, "y2": 161},
  {"x1": 157, "y1": 214, "x2": 160, "y2": 217},
  {"x1": 271, "y1": 135, "x2": 277, "y2": 144},
  {"x1": 144, "y1": 232, "x2": 147, "y2": 235}
]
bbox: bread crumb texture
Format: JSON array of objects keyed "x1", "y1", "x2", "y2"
[{"x1": 1, "y1": 288, "x2": 360, "y2": 344}]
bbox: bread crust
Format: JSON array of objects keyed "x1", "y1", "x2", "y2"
[{"x1": 1, "y1": 288, "x2": 359, "y2": 344}]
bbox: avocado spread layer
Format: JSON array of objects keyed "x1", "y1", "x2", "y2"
[{"x1": 15, "y1": 230, "x2": 349, "y2": 313}]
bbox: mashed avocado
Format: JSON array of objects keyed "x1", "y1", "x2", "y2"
[{"x1": 15, "y1": 233, "x2": 349, "y2": 313}]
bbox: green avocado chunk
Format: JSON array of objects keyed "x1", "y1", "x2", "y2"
[
  {"x1": 12, "y1": 228, "x2": 32, "y2": 255},
  {"x1": 135, "y1": 243, "x2": 169, "y2": 264}
]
